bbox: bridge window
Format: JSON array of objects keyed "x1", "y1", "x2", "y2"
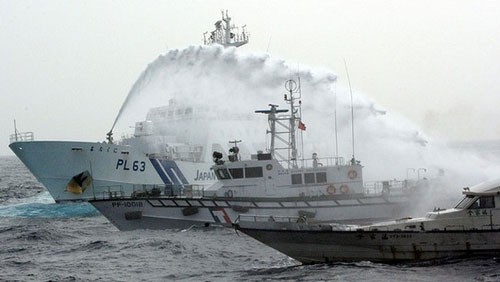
[
  {"x1": 245, "y1": 167, "x2": 263, "y2": 178},
  {"x1": 229, "y1": 168, "x2": 244, "y2": 179},
  {"x1": 291, "y1": 174, "x2": 302, "y2": 185},
  {"x1": 469, "y1": 196, "x2": 495, "y2": 209},
  {"x1": 456, "y1": 195, "x2": 475, "y2": 209},
  {"x1": 304, "y1": 173, "x2": 315, "y2": 184},
  {"x1": 215, "y1": 168, "x2": 231, "y2": 180},
  {"x1": 316, "y1": 172, "x2": 327, "y2": 183}
]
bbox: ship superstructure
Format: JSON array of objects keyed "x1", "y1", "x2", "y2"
[{"x1": 89, "y1": 80, "x2": 424, "y2": 230}]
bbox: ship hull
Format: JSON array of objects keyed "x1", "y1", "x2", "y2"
[
  {"x1": 90, "y1": 194, "x2": 412, "y2": 231},
  {"x1": 235, "y1": 222, "x2": 500, "y2": 263},
  {"x1": 9, "y1": 141, "x2": 214, "y2": 202}
]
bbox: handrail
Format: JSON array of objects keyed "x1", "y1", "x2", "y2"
[
  {"x1": 364, "y1": 179, "x2": 417, "y2": 195},
  {"x1": 444, "y1": 225, "x2": 465, "y2": 231},
  {"x1": 237, "y1": 214, "x2": 359, "y2": 231},
  {"x1": 9, "y1": 132, "x2": 34, "y2": 143},
  {"x1": 93, "y1": 183, "x2": 207, "y2": 200},
  {"x1": 238, "y1": 214, "x2": 307, "y2": 223}
]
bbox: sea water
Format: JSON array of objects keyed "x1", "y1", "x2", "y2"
[{"x1": 1, "y1": 156, "x2": 499, "y2": 281}]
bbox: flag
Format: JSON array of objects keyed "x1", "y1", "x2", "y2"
[{"x1": 298, "y1": 121, "x2": 306, "y2": 131}]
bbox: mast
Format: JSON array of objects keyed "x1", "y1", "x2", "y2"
[
  {"x1": 255, "y1": 79, "x2": 302, "y2": 169},
  {"x1": 333, "y1": 83, "x2": 339, "y2": 165},
  {"x1": 203, "y1": 10, "x2": 249, "y2": 48},
  {"x1": 13, "y1": 120, "x2": 18, "y2": 141},
  {"x1": 344, "y1": 59, "x2": 356, "y2": 164},
  {"x1": 284, "y1": 79, "x2": 301, "y2": 168},
  {"x1": 255, "y1": 105, "x2": 288, "y2": 158}
]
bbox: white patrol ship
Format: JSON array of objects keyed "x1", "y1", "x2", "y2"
[
  {"x1": 8, "y1": 11, "x2": 250, "y2": 203},
  {"x1": 89, "y1": 80, "x2": 424, "y2": 230},
  {"x1": 235, "y1": 178, "x2": 500, "y2": 264},
  {"x1": 8, "y1": 102, "x2": 257, "y2": 203}
]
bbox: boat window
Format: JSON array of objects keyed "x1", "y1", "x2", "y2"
[
  {"x1": 316, "y1": 172, "x2": 327, "y2": 183},
  {"x1": 245, "y1": 167, "x2": 263, "y2": 178},
  {"x1": 229, "y1": 168, "x2": 244, "y2": 179},
  {"x1": 215, "y1": 168, "x2": 231, "y2": 180},
  {"x1": 456, "y1": 195, "x2": 476, "y2": 209},
  {"x1": 304, "y1": 173, "x2": 315, "y2": 184},
  {"x1": 291, "y1": 174, "x2": 302, "y2": 185},
  {"x1": 469, "y1": 196, "x2": 495, "y2": 209}
]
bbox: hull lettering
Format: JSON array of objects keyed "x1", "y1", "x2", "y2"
[
  {"x1": 116, "y1": 159, "x2": 146, "y2": 172},
  {"x1": 111, "y1": 201, "x2": 143, "y2": 208},
  {"x1": 194, "y1": 170, "x2": 216, "y2": 181}
]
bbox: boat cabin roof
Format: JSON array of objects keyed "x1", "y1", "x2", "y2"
[{"x1": 464, "y1": 178, "x2": 500, "y2": 196}]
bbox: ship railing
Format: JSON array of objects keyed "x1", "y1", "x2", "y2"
[
  {"x1": 147, "y1": 150, "x2": 204, "y2": 163},
  {"x1": 129, "y1": 184, "x2": 165, "y2": 198},
  {"x1": 9, "y1": 132, "x2": 34, "y2": 143},
  {"x1": 444, "y1": 224, "x2": 500, "y2": 231},
  {"x1": 276, "y1": 156, "x2": 346, "y2": 169},
  {"x1": 161, "y1": 184, "x2": 206, "y2": 198},
  {"x1": 93, "y1": 184, "x2": 207, "y2": 200},
  {"x1": 301, "y1": 156, "x2": 346, "y2": 168},
  {"x1": 482, "y1": 224, "x2": 500, "y2": 230},
  {"x1": 443, "y1": 225, "x2": 466, "y2": 231},
  {"x1": 235, "y1": 215, "x2": 359, "y2": 231},
  {"x1": 204, "y1": 29, "x2": 249, "y2": 46},
  {"x1": 96, "y1": 185, "x2": 125, "y2": 199},
  {"x1": 127, "y1": 184, "x2": 206, "y2": 199},
  {"x1": 364, "y1": 179, "x2": 415, "y2": 195},
  {"x1": 236, "y1": 214, "x2": 308, "y2": 224}
]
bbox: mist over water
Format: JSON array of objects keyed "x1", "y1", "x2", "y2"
[{"x1": 113, "y1": 45, "x2": 500, "y2": 213}]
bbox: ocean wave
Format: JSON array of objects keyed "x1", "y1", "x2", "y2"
[
  {"x1": 0, "y1": 190, "x2": 99, "y2": 218},
  {"x1": 0, "y1": 201, "x2": 100, "y2": 218}
]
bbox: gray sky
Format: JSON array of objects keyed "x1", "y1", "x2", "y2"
[{"x1": 1, "y1": 0, "x2": 500, "y2": 156}]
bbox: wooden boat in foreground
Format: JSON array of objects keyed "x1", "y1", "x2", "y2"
[{"x1": 235, "y1": 178, "x2": 500, "y2": 263}]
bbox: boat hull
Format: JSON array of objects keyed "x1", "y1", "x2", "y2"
[
  {"x1": 235, "y1": 222, "x2": 500, "y2": 263},
  {"x1": 9, "y1": 141, "x2": 214, "y2": 202},
  {"x1": 90, "y1": 195, "x2": 412, "y2": 231}
]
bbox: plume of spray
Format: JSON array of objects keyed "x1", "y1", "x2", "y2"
[{"x1": 111, "y1": 45, "x2": 500, "y2": 215}]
